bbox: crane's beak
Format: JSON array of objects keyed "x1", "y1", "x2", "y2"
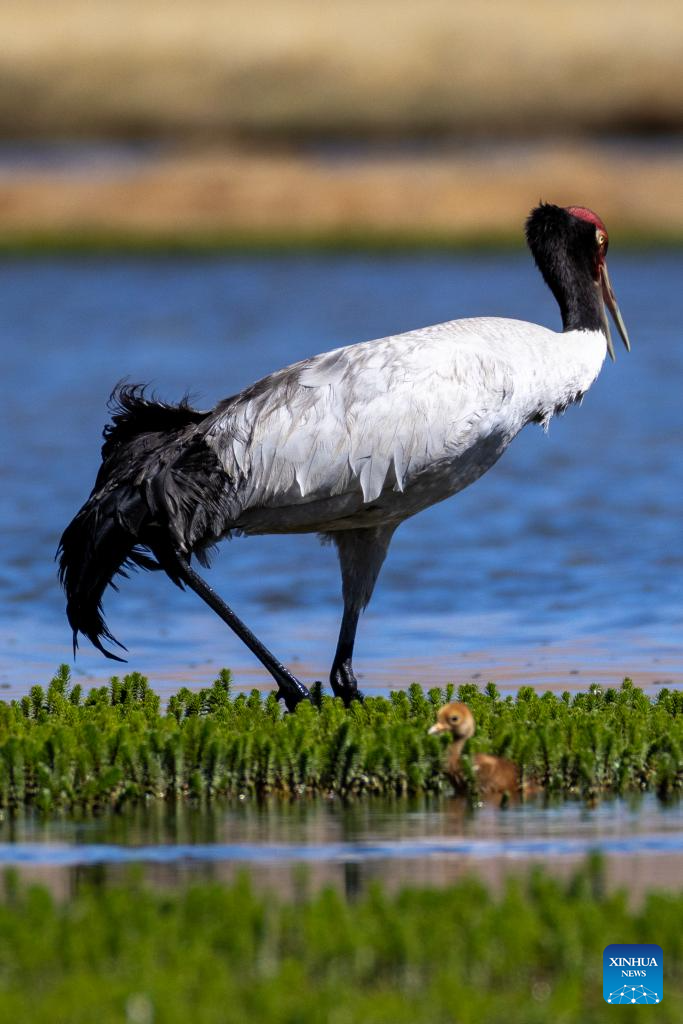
[
  {"x1": 600, "y1": 260, "x2": 631, "y2": 361},
  {"x1": 428, "y1": 722, "x2": 447, "y2": 735}
]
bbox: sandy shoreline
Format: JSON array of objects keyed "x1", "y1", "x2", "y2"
[
  {"x1": 0, "y1": 140, "x2": 681, "y2": 248},
  {"x1": 4, "y1": 639, "x2": 682, "y2": 704},
  {"x1": 7, "y1": 848, "x2": 683, "y2": 905}
]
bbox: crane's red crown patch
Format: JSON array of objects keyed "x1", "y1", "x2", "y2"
[{"x1": 566, "y1": 206, "x2": 608, "y2": 235}]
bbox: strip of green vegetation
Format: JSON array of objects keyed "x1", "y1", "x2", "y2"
[
  {"x1": 0, "y1": 227, "x2": 680, "y2": 256},
  {"x1": 0, "y1": 858, "x2": 681, "y2": 1023},
  {"x1": 0, "y1": 228, "x2": 528, "y2": 256},
  {"x1": 0, "y1": 668, "x2": 681, "y2": 811}
]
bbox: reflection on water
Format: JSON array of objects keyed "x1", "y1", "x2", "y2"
[
  {"x1": 1, "y1": 252, "x2": 682, "y2": 695},
  {"x1": 1, "y1": 795, "x2": 681, "y2": 898}
]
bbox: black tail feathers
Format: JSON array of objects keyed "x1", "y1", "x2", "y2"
[
  {"x1": 57, "y1": 487, "x2": 158, "y2": 660},
  {"x1": 57, "y1": 383, "x2": 215, "y2": 660},
  {"x1": 101, "y1": 382, "x2": 206, "y2": 463}
]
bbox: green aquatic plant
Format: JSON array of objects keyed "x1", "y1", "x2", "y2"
[
  {"x1": 0, "y1": 668, "x2": 681, "y2": 810},
  {"x1": 0, "y1": 859, "x2": 682, "y2": 1023}
]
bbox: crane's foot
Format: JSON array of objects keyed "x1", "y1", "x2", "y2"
[
  {"x1": 330, "y1": 659, "x2": 364, "y2": 706},
  {"x1": 274, "y1": 671, "x2": 312, "y2": 712}
]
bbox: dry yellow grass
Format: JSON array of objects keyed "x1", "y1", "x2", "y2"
[
  {"x1": 0, "y1": 0, "x2": 681, "y2": 139},
  {"x1": 0, "y1": 141, "x2": 680, "y2": 243}
]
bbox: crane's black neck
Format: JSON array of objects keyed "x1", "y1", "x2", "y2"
[
  {"x1": 554, "y1": 272, "x2": 605, "y2": 335},
  {"x1": 525, "y1": 204, "x2": 606, "y2": 336}
]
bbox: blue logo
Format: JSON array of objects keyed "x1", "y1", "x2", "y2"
[{"x1": 604, "y1": 944, "x2": 663, "y2": 1004}]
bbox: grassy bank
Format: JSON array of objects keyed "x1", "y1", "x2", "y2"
[
  {"x1": 0, "y1": 669, "x2": 681, "y2": 811},
  {"x1": 0, "y1": 859, "x2": 681, "y2": 1022},
  {"x1": 0, "y1": 226, "x2": 529, "y2": 257}
]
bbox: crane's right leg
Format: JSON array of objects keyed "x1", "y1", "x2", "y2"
[
  {"x1": 166, "y1": 549, "x2": 312, "y2": 711},
  {"x1": 329, "y1": 526, "x2": 396, "y2": 704}
]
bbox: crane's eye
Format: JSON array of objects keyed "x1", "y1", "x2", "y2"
[{"x1": 596, "y1": 231, "x2": 607, "y2": 249}]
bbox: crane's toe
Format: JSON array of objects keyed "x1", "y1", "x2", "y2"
[
  {"x1": 274, "y1": 673, "x2": 313, "y2": 712},
  {"x1": 330, "y1": 659, "x2": 364, "y2": 706}
]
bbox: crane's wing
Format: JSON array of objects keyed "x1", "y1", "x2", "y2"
[{"x1": 204, "y1": 319, "x2": 519, "y2": 516}]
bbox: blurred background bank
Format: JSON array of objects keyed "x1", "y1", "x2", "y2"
[{"x1": 0, "y1": 0, "x2": 681, "y2": 249}]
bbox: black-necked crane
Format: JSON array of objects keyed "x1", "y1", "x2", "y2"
[{"x1": 58, "y1": 203, "x2": 630, "y2": 710}]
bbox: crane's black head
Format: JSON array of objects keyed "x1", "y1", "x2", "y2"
[{"x1": 525, "y1": 203, "x2": 631, "y2": 360}]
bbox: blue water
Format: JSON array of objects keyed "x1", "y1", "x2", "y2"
[
  {"x1": 1, "y1": 252, "x2": 682, "y2": 695},
  {"x1": 1, "y1": 797, "x2": 681, "y2": 897},
  {"x1": 3, "y1": 835, "x2": 683, "y2": 867}
]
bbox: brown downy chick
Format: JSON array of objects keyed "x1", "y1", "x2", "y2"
[{"x1": 428, "y1": 701, "x2": 521, "y2": 798}]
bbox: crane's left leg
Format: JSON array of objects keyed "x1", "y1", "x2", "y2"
[
  {"x1": 328, "y1": 526, "x2": 396, "y2": 704},
  {"x1": 165, "y1": 548, "x2": 312, "y2": 712}
]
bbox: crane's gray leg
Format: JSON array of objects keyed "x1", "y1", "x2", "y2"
[
  {"x1": 166, "y1": 549, "x2": 312, "y2": 712},
  {"x1": 328, "y1": 526, "x2": 396, "y2": 704}
]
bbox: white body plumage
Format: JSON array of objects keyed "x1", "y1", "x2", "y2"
[{"x1": 205, "y1": 317, "x2": 607, "y2": 536}]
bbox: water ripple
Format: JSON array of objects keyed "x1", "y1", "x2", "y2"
[{"x1": 3, "y1": 833, "x2": 683, "y2": 867}]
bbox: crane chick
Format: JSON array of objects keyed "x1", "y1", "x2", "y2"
[{"x1": 428, "y1": 702, "x2": 523, "y2": 798}]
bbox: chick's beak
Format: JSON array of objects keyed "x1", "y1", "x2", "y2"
[
  {"x1": 600, "y1": 260, "x2": 631, "y2": 361},
  {"x1": 428, "y1": 722, "x2": 447, "y2": 735}
]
